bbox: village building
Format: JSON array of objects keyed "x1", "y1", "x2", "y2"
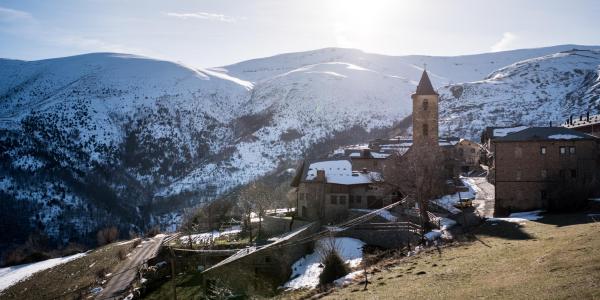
[
  {"x1": 491, "y1": 126, "x2": 599, "y2": 215},
  {"x1": 563, "y1": 112, "x2": 600, "y2": 138},
  {"x1": 291, "y1": 159, "x2": 395, "y2": 224},
  {"x1": 455, "y1": 139, "x2": 482, "y2": 173},
  {"x1": 291, "y1": 70, "x2": 467, "y2": 223}
]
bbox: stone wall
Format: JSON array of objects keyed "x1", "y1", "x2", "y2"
[
  {"x1": 202, "y1": 223, "x2": 319, "y2": 296},
  {"x1": 261, "y1": 215, "x2": 312, "y2": 237},
  {"x1": 494, "y1": 139, "x2": 598, "y2": 214}
]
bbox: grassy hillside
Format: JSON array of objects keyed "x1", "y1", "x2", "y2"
[
  {"x1": 312, "y1": 213, "x2": 600, "y2": 300},
  {"x1": 1, "y1": 240, "x2": 137, "y2": 300}
]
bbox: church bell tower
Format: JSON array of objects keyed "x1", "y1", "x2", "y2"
[{"x1": 411, "y1": 70, "x2": 439, "y2": 147}]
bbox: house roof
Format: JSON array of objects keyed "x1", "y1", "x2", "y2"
[
  {"x1": 493, "y1": 127, "x2": 596, "y2": 142},
  {"x1": 298, "y1": 158, "x2": 383, "y2": 185},
  {"x1": 413, "y1": 70, "x2": 438, "y2": 96}
]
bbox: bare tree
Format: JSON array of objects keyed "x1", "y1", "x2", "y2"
[{"x1": 383, "y1": 146, "x2": 446, "y2": 233}]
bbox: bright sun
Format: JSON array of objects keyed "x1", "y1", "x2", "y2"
[{"x1": 326, "y1": 0, "x2": 393, "y2": 48}]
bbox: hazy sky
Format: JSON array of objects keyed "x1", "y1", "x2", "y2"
[{"x1": 1, "y1": 0, "x2": 599, "y2": 67}]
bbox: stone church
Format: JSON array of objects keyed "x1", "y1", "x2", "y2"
[{"x1": 292, "y1": 70, "x2": 457, "y2": 223}]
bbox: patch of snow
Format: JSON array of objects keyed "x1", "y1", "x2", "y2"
[
  {"x1": 424, "y1": 230, "x2": 442, "y2": 241},
  {"x1": 548, "y1": 134, "x2": 583, "y2": 140},
  {"x1": 432, "y1": 177, "x2": 476, "y2": 214},
  {"x1": 0, "y1": 252, "x2": 87, "y2": 292},
  {"x1": 493, "y1": 126, "x2": 529, "y2": 137},
  {"x1": 179, "y1": 225, "x2": 241, "y2": 244},
  {"x1": 439, "y1": 217, "x2": 457, "y2": 230},
  {"x1": 487, "y1": 210, "x2": 544, "y2": 223},
  {"x1": 334, "y1": 270, "x2": 363, "y2": 286},
  {"x1": 305, "y1": 160, "x2": 382, "y2": 185},
  {"x1": 283, "y1": 237, "x2": 365, "y2": 290}
]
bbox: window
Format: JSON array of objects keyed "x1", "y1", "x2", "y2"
[
  {"x1": 349, "y1": 195, "x2": 354, "y2": 203},
  {"x1": 541, "y1": 190, "x2": 548, "y2": 200},
  {"x1": 569, "y1": 146, "x2": 576, "y2": 154},
  {"x1": 470, "y1": 148, "x2": 475, "y2": 153},
  {"x1": 540, "y1": 146, "x2": 546, "y2": 155},
  {"x1": 541, "y1": 169, "x2": 547, "y2": 179},
  {"x1": 339, "y1": 196, "x2": 346, "y2": 205},
  {"x1": 559, "y1": 169, "x2": 566, "y2": 180},
  {"x1": 516, "y1": 170, "x2": 522, "y2": 180},
  {"x1": 265, "y1": 256, "x2": 271, "y2": 263},
  {"x1": 373, "y1": 161, "x2": 378, "y2": 167},
  {"x1": 514, "y1": 147, "x2": 523, "y2": 158},
  {"x1": 571, "y1": 169, "x2": 577, "y2": 178},
  {"x1": 355, "y1": 196, "x2": 362, "y2": 203},
  {"x1": 330, "y1": 195, "x2": 337, "y2": 205},
  {"x1": 422, "y1": 124, "x2": 429, "y2": 137},
  {"x1": 559, "y1": 146, "x2": 566, "y2": 155},
  {"x1": 423, "y1": 99, "x2": 429, "y2": 111}
]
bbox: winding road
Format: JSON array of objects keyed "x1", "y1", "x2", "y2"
[
  {"x1": 467, "y1": 176, "x2": 495, "y2": 218},
  {"x1": 96, "y1": 234, "x2": 166, "y2": 300}
]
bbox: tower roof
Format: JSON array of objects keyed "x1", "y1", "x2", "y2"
[{"x1": 414, "y1": 70, "x2": 438, "y2": 95}]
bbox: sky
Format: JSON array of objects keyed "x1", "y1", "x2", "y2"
[{"x1": 1, "y1": 0, "x2": 599, "y2": 67}]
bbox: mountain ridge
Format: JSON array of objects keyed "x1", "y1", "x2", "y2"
[{"x1": 1, "y1": 44, "x2": 599, "y2": 251}]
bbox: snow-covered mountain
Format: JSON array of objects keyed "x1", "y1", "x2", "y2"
[
  {"x1": 439, "y1": 49, "x2": 600, "y2": 138},
  {"x1": 1, "y1": 45, "x2": 598, "y2": 247}
]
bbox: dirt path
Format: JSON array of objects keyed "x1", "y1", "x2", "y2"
[
  {"x1": 466, "y1": 176, "x2": 495, "y2": 217},
  {"x1": 96, "y1": 235, "x2": 166, "y2": 299}
]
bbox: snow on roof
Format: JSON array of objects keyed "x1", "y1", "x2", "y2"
[
  {"x1": 493, "y1": 126, "x2": 529, "y2": 137},
  {"x1": 548, "y1": 134, "x2": 583, "y2": 140},
  {"x1": 305, "y1": 160, "x2": 382, "y2": 185},
  {"x1": 495, "y1": 127, "x2": 595, "y2": 142}
]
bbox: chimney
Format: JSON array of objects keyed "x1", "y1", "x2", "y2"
[
  {"x1": 580, "y1": 115, "x2": 583, "y2": 121},
  {"x1": 362, "y1": 149, "x2": 371, "y2": 158},
  {"x1": 570, "y1": 115, "x2": 573, "y2": 125},
  {"x1": 587, "y1": 111, "x2": 590, "y2": 122},
  {"x1": 316, "y1": 170, "x2": 326, "y2": 182},
  {"x1": 549, "y1": 121, "x2": 553, "y2": 127},
  {"x1": 362, "y1": 168, "x2": 368, "y2": 174}
]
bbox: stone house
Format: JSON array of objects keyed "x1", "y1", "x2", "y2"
[
  {"x1": 291, "y1": 159, "x2": 395, "y2": 224},
  {"x1": 455, "y1": 139, "x2": 482, "y2": 173},
  {"x1": 492, "y1": 127, "x2": 599, "y2": 215}
]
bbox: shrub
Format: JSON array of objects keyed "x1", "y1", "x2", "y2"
[
  {"x1": 318, "y1": 238, "x2": 350, "y2": 285},
  {"x1": 97, "y1": 227, "x2": 119, "y2": 246},
  {"x1": 117, "y1": 248, "x2": 128, "y2": 261},
  {"x1": 132, "y1": 239, "x2": 141, "y2": 248},
  {"x1": 145, "y1": 226, "x2": 161, "y2": 238},
  {"x1": 96, "y1": 266, "x2": 109, "y2": 278}
]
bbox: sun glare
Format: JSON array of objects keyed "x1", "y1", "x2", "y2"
[{"x1": 327, "y1": 0, "x2": 392, "y2": 48}]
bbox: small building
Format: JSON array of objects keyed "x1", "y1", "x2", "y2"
[
  {"x1": 492, "y1": 127, "x2": 599, "y2": 215},
  {"x1": 346, "y1": 148, "x2": 390, "y2": 173},
  {"x1": 455, "y1": 139, "x2": 482, "y2": 173},
  {"x1": 291, "y1": 159, "x2": 396, "y2": 224}
]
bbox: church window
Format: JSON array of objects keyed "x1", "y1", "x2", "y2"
[
  {"x1": 423, "y1": 99, "x2": 429, "y2": 111},
  {"x1": 422, "y1": 124, "x2": 429, "y2": 137}
]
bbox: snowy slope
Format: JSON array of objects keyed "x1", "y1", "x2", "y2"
[
  {"x1": 1, "y1": 45, "x2": 599, "y2": 248},
  {"x1": 439, "y1": 49, "x2": 600, "y2": 139}
]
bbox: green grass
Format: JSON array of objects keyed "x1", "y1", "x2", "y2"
[
  {"x1": 0, "y1": 241, "x2": 136, "y2": 300},
  {"x1": 143, "y1": 272, "x2": 206, "y2": 300},
  {"x1": 310, "y1": 213, "x2": 600, "y2": 300}
]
